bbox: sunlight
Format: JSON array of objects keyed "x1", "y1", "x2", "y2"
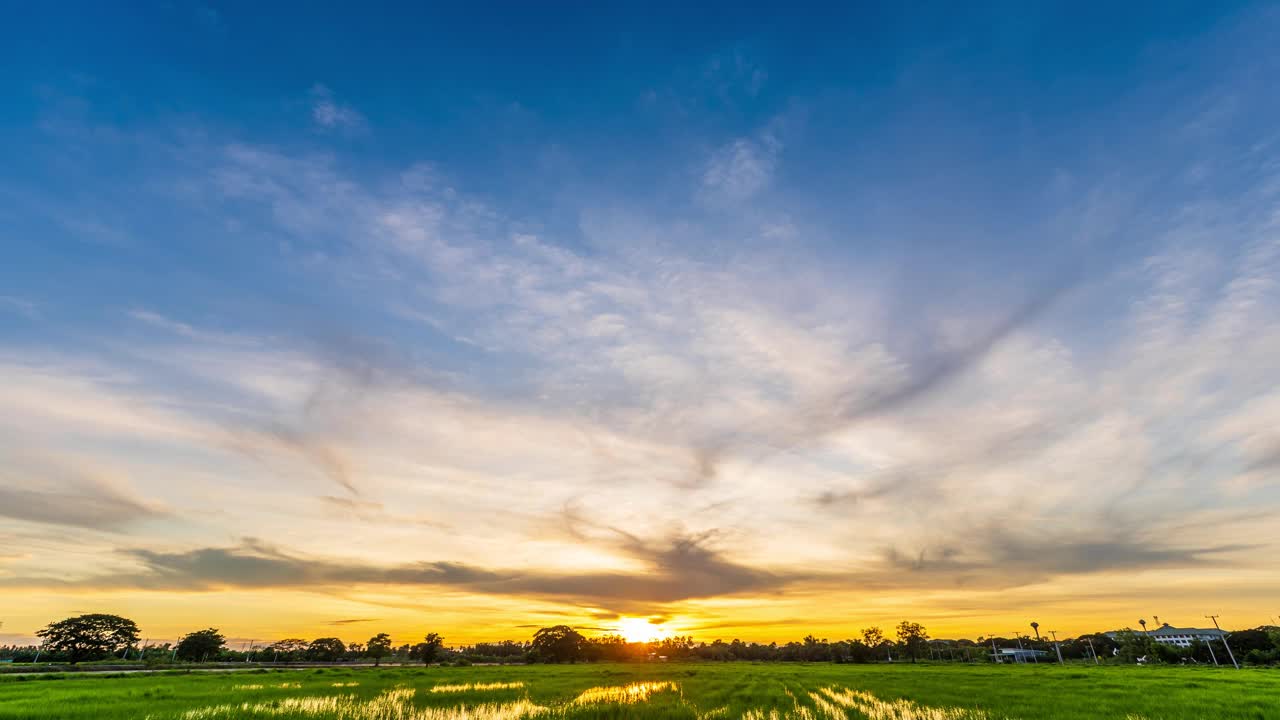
[
  {"x1": 572, "y1": 682, "x2": 678, "y2": 705},
  {"x1": 615, "y1": 617, "x2": 669, "y2": 643}
]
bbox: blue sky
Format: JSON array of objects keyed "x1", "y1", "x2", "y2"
[{"x1": 2, "y1": 2, "x2": 1279, "y2": 643}]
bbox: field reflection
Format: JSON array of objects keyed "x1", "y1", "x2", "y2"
[
  {"x1": 570, "y1": 681, "x2": 679, "y2": 705},
  {"x1": 177, "y1": 679, "x2": 991, "y2": 720},
  {"x1": 430, "y1": 682, "x2": 526, "y2": 694},
  {"x1": 816, "y1": 686, "x2": 989, "y2": 720},
  {"x1": 180, "y1": 687, "x2": 546, "y2": 720}
]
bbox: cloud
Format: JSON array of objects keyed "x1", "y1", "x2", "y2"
[
  {"x1": 310, "y1": 84, "x2": 365, "y2": 132},
  {"x1": 0, "y1": 486, "x2": 161, "y2": 531},
  {"x1": 6, "y1": 517, "x2": 1252, "y2": 612},
  {"x1": 704, "y1": 50, "x2": 768, "y2": 100},
  {"x1": 229, "y1": 423, "x2": 358, "y2": 495},
  {"x1": 25, "y1": 131, "x2": 1280, "y2": 523},
  {"x1": 700, "y1": 134, "x2": 780, "y2": 204},
  {"x1": 5, "y1": 531, "x2": 799, "y2": 613},
  {"x1": 870, "y1": 527, "x2": 1254, "y2": 589},
  {"x1": 317, "y1": 495, "x2": 451, "y2": 529},
  {"x1": 0, "y1": 453, "x2": 166, "y2": 531},
  {"x1": 0, "y1": 296, "x2": 39, "y2": 319}
]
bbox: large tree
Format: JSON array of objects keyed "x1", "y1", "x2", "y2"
[
  {"x1": 268, "y1": 638, "x2": 309, "y2": 661},
  {"x1": 366, "y1": 633, "x2": 393, "y2": 666},
  {"x1": 895, "y1": 621, "x2": 929, "y2": 663},
  {"x1": 861, "y1": 627, "x2": 889, "y2": 661},
  {"x1": 410, "y1": 632, "x2": 445, "y2": 665},
  {"x1": 306, "y1": 637, "x2": 347, "y2": 662},
  {"x1": 36, "y1": 614, "x2": 140, "y2": 664},
  {"x1": 175, "y1": 628, "x2": 226, "y2": 662},
  {"x1": 531, "y1": 625, "x2": 586, "y2": 663}
]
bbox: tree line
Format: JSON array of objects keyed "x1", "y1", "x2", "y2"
[{"x1": 5, "y1": 613, "x2": 1280, "y2": 667}]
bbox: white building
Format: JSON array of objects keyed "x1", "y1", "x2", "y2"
[
  {"x1": 994, "y1": 648, "x2": 1049, "y2": 663},
  {"x1": 1106, "y1": 623, "x2": 1226, "y2": 648}
]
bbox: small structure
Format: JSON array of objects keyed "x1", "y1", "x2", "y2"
[
  {"x1": 1105, "y1": 623, "x2": 1226, "y2": 648},
  {"x1": 994, "y1": 648, "x2": 1048, "y2": 663}
]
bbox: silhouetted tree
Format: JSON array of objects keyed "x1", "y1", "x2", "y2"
[
  {"x1": 267, "y1": 638, "x2": 309, "y2": 661},
  {"x1": 801, "y1": 635, "x2": 829, "y2": 662},
  {"x1": 306, "y1": 637, "x2": 347, "y2": 662},
  {"x1": 36, "y1": 614, "x2": 140, "y2": 664},
  {"x1": 861, "y1": 627, "x2": 889, "y2": 661},
  {"x1": 895, "y1": 621, "x2": 929, "y2": 663},
  {"x1": 366, "y1": 633, "x2": 392, "y2": 666},
  {"x1": 175, "y1": 628, "x2": 226, "y2": 662},
  {"x1": 410, "y1": 632, "x2": 445, "y2": 665},
  {"x1": 531, "y1": 625, "x2": 586, "y2": 663}
]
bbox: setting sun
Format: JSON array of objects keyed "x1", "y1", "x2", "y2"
[{"x1": 615, "y1": 618, "x2": 669, "y2": 643}]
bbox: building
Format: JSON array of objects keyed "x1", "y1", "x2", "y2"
[
  {"x1": 1105, "y1": 623, "x2": 1226, "y2": 648},
  {"x1": 993, "y1": 645, "x2": 1044, "y2": 661}
]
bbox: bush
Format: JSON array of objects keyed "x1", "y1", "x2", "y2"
[{"x1": 1245, "y1": 649, "x2": 1277, "y2": 666}]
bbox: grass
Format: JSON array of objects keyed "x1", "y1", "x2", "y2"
[{"x1": 0, "y1": 663, "x2": 1277, "y2": 720}]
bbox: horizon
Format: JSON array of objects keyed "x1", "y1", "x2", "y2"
[
  {"x1": 3, "y1": 613, "x2": 1264, "y2": 651},
  {"x1": 3, "y1": 3, "x2": 1280, "y2": 648}
]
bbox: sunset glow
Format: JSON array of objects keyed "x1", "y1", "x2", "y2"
[{"x1": 615, "y1": 619, "x2": 670, "y2": 644}]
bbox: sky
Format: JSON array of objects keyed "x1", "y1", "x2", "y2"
[{"x1": 2, "y1": 1, "x2": 1279, "y2": 647}]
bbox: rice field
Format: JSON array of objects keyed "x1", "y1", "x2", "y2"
[{"x1": 1, "y1": 663, "x2": 1277, "y2": 720}]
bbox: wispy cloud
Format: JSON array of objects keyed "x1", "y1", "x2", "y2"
[
  {"x1": 0, "y1": 295, "x2": 39, "y2": 319},
  {"x1": 7, "y1": 128, "x2": 1280, "y2": 611},
  {"x1": 0, "y1": 485, "x2": 163, "y2": 531},
  {"x1": 310, "y1": 84, "x2": 365, "y2": 132},
  {"x1": 700, "y1": 133, "x2": 781, "y2": 204},
  {"x1": 3, "y1": 532, "x2": 800, "y2": 613},
  {"x1": 0, "y1": 452, "x2": 166, "y2": 531}
]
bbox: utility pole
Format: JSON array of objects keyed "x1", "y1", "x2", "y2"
[
  {"x1": 1085, "y1": 638, "x2": 1099, "y2": 665},
  {"x1": 1206, "y1": 615, "x2": 1239, "y2": 670},
  {"x1": 1049, "y1": 631, "x2": 1064, "y2": 664}
]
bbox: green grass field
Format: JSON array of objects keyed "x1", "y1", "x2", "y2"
[{"x1": 1, "y1": 663, "x2": 1277, "y2": 720}]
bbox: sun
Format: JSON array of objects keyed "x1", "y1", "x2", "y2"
[{"x1": 615, "y1": 617, "x2": 669, "y2": 643}]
